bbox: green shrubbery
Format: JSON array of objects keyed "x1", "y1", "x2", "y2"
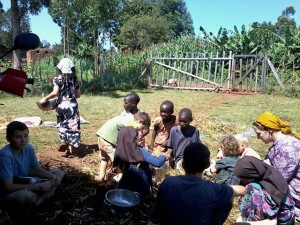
[{"x1": 24, "y1": 35, "x2": 300, "y2": 97}]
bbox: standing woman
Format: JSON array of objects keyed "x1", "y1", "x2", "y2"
[
  {"x1": 253, "y1": 111, "x2": 300, "y2": 223},
  {"x1": 39, "y1": 58, "x2": 81, "y2": 157}
]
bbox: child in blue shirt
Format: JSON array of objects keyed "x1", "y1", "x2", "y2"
[
  {"x1": 0, "y1": 121, "x2": 64, "y2": 206},
  {"x1": 0, "y1": 121, "x2": 64, "y2": 223}
]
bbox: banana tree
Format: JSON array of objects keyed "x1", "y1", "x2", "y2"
[{"x1": 267, "y1": 27, "x2": 300, "y2": 69}]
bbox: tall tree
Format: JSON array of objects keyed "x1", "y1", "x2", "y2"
[
  {"x1": 113, "y1": 0, "x2": 194, "y2": 52},
  {"x1": 11, "y1": 0, "x2": 21, "y2": 69},
  {"x1": 0, "y1": 2, "x2": 31, "y2": 48},
  {"x1": 0, "y1": 3, "x2": 12, "y2": 47},
  {"x1": 48, "y1": 0, "x2": 72, "y2": 56},
  {"x1": 8, "y1": 0, "x2": 50, "y2": 69},
  {"x1": 274, "y1": 6, "x2": 297, "y2": 36},
  {"x1": 49, "y1": 0, "x2": 124, "y2": 76},
  {"x1": 157, "y1": 0, "x2": 194, "y2": 36},
  {"x1": 115, "y1": 14, "x2": 173, "y2": 53}
]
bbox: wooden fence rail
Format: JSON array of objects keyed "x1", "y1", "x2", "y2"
[{"x1": 146, "y1": 52, "x2": 284, "y2": 93}]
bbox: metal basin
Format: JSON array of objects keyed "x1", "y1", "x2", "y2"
[
  {"x1": 105, "y1": 189, "x2": 140, "y2": 208},
  {"x1": 36, "y1": 98, "x2": 57, "y2": 111},
  {"x1": 13, "y1": 176, "x2": 49, "y2": 184}
]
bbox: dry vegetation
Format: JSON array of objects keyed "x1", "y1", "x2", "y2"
[{"x1": 0, "y1": 89, "x2": 300, "y2": 225}]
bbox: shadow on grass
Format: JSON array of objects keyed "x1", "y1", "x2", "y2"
[
  {"x1": 81, "y1": 87, "x2": 155, "y2": 98},
  {"x1": 3, "y1": 159, "x2": 153, "y2": 225},
  {"x1": 1, "y1": 156, "x2": 115, "y2": 225}
]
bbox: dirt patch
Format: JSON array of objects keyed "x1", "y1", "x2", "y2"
[
  {"x1": 2, "y1": 139, "x2": 159, "y2": 225},
  {"x1": 206, "y1": 92, "x2": 250, "y2": 108},
  {"x1": 38, "y1": 143, "x2": 100, "y2": 174}
]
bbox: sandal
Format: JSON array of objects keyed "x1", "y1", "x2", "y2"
[
  {"x1": 67, "y1": 154, "x2": 75, "y2": 158},
  {"x1": 62, "y1": 151, "x2": 75, "y2": 158}
]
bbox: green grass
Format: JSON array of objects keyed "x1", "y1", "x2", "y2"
[
  {"x1": 1, "y1": 89, "x2": 300, "y2": 225},
  {"x1": 1, "y1": 89, "x2": 300, "y2": 158}
]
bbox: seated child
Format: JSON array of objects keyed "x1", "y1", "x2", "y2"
[
  {"x1": 150, "y1": 142, "x2": 246, "y2": 225},
  {"x1": 113, "y1": 112, "x2": 167, "y2": 199},
  {"x1": 0, "y1": 121, "x2": 64, "y2": 222},
  {"x1": 216, "y1": 135, "x2": 261, "y2": 161},
  {"x1": 166, "y1": 108, "x2": 201, "y2": 168},
  {"x1": 210, "y1": 135, "x2": 240, "y2": 185},
  {"x1": 234, "y1": 134, "x2": 261, "y2": 159},
  {"x1": 149, "y1": 100, "x2": 177, "y2": 156}
]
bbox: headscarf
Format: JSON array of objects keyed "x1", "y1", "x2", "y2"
[
  {"x1": 234, "y1": 156, "x2": 288, "y2": 206},
  {"x1": 113, "y1": 126, "x2": 144, "y2": 168},
  {"x1": 255, "y1": 111, "x2": 300, "y2": 140},
  {"x1": 57, "y1": 58, "x2": 75, "y2": 74}
]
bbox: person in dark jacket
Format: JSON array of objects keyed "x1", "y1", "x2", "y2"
[
  {"x1": 234, "y1": 156, "x2": 295, "y2": 224},
  {"x1": 150, "y1": 142, "x2": 246, "y2": 225},
  {"x1": 113, "y1": 112, "x2": 167, "y2": 199}
]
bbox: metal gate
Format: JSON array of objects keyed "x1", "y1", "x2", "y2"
[{"x1": 145, "y1": 52, "x2": 284, "y2": 93}]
